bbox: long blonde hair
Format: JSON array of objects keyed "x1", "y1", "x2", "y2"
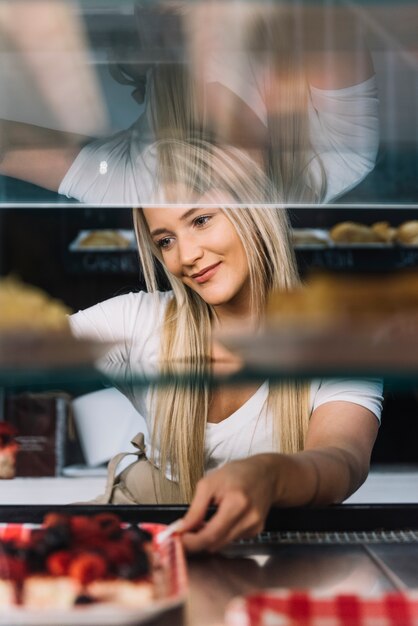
[
  {"x1": 142, "y1": 3, "x2": 327, "y2": 204},
  {"x1": 245, "y1": 7, "x2": 327, "y2": 202},
  {"x1": 133, "y1": 139, "x2": 310, "y2": 502}
]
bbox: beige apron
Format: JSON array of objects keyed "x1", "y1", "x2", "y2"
[{"x1": 91, "y1": 433, "x2": 184, "y2": 505}]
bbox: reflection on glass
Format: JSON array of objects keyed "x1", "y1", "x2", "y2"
[
  {"x1": 0, "y1": 1, "x2": 392, "y2": 205},
  {"x1": 55, "y1": 137, "x2": 381, "y2": 516},
  {"x1": 187, "y1": 546, "x2": 393, "y2": 626},
  {"x1": 0, "y1": 1, "x2": 416, "y2": 518}
]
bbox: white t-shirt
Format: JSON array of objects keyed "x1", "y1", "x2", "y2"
[
  {"x1": 58, "y1": 73, "x2": 379, "y2": 205},
  {"x1": 69, "y1": 291, "x2": 383, "y2": 478}
]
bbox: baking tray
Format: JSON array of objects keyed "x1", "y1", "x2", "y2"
[
  {"x1": 292, "y1": 228, "x2": 418, "y2": 272},
  {"x1": 69, "y1": 230, "x2": 136, "y2": 252},
  {"x1": 0, "y1": 522, "x2": 187, "y2": 626}
]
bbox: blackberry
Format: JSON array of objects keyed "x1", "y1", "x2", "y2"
[
  {"x1": 74, "y1": 594, "x2": 96, "y2": 605},
  {"x1": 117, "y1": 552, "x2": 149, "y2": 579}
]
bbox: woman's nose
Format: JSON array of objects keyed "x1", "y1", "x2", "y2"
[{"x1": 178, "y1": 235, "x2": 204, "y2": 266}]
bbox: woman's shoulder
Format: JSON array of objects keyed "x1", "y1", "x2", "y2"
[
  {"x1": 310, "y1": 378, "x2": 383, "y2": 421},
  {"x1": 58, "y1": 114, "x2": 156, "y2": 203},
  {"x1": 309, "y1": 74, "x2": 378, "y2": 110},
  {"x1": 69, "y1": 290, "x2": 173, "y2": 341}
]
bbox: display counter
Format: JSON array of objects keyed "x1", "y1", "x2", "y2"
[
  {"x1": 2, "y1": 471, "x2": 418, "y2": 625},
  {"x1": 2, "y1": 465, "x2": 418, "y2": 505}
]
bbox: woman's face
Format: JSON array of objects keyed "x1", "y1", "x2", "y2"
[{"x1": 143, "y1": 191, "x2": 251, "y2": 317}]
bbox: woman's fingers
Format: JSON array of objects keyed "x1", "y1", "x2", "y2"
[
  {"x1": 180, "y1": 456, "x2": 278, "y2": 553},
  {"x1": 199, "y1": 506, "x2": 265, "y2": 553},
  {"x1": 182, "y1": 490, "x2": 253, "y2": 553},
  {"x1": 180, "y1": 479, "x2": 215, "y2": 533}
]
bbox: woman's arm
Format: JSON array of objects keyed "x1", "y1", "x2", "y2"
[
  {"x1": 302, "y1": 6, "x2": 375, "y2": 89},
  {"x1": 0, "y1": 120, "x2": 89, "y2": 191},
  {"x1": 181, "y1": 401, "x2": 379, "y2": 552}
]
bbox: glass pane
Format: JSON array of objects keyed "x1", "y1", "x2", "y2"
[
  {"x1": 0, "y1": 1, "x2": 417, "y2": 510},
  {"x1": 0, "y1": 0, "x2": 416, "y2": 205}
]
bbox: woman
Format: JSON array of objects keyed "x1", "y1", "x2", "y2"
[{"x1": 70, "y1": 138, "x2": 383, "y2": 552}]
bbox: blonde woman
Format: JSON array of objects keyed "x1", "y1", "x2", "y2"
[{"x1": 70, "y1": 139, "x2": 382, "y2": 552}]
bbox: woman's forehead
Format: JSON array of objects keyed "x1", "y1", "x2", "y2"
[{"x1": 145, "y1": 185, "x2": 235, "y2": 209}]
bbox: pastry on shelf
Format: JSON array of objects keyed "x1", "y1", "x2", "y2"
[
  {"x1": 267, "y1": 271, "x2": 418, "y2": 329},
  {"x1": 395, "y1": 220, "x2": 418, "y2": 245},
  {"x1": 329, "y1": 221, "x2": 385, "y2": 244},
  {"x1": 370, "y1": 221, "x2": 397, "y2": 243},
  {"x1": 77, "y1": 230, "x2": 131, "y2": 249},
  {"x1": 0, "y1": 275, "x2": 71, "y2": 332}
]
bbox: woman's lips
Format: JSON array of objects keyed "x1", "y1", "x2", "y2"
[{"x1": 193, "y1": 262, "x2": 222, "y2": 284}]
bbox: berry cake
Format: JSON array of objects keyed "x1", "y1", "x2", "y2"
[{"x1": 0, "y1": 513, "x2": 156, "y2": 609}]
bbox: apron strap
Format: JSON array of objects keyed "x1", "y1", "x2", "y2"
[{"x1": 91, "y1": 432, "x2": 147, "y2": 504}]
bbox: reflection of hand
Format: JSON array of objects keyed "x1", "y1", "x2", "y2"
[{"x1": 180, "y1": 455, "x2": 278, "y2": 553}]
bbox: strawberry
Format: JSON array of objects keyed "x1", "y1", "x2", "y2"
[
  {"x1": 70, "y1": 517, "x2": 99, "y2": 542},
  {"x1": 69, "y1": 554, "x2": 107, "y2": 585},
  {"x1": 101, "y1": 540, "x2": 133, "y2": 566},
  {"x1": 46, "y1": 550, "x2": 73, "y2": 576},
  {"x1": 43, "y1": 513, "x2": 70, "y2": 528}
]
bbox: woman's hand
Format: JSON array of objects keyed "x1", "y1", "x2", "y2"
[
  {"x1": 180, "y1": 402, "x2": 379, "y2": 553},
  {"x1": 180, "y1": 455, "x2": 279, "y2": 553}
]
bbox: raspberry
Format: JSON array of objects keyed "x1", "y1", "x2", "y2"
[
  {"x1": 43, "y1": 513, "x2": 70, "y2": 528},
  {"x1": 70, "y1": 516, "x2": 99, "y2": 542},
  {"x1": 69, "y1": 553, "x2": 107, "y2": 585},
  {"x1": 46, "y1": 550, "x2": 73, "y2": 576},
  {"x1": 102, "y1": 541, "x2": 133, "y2": 566},
  {"x1": 83, "y1": 536, "x2": 109, "y2": 552}
]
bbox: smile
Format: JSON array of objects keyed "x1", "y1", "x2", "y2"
[{"x1": 191, "y1": 262, "x2": 222, "y2": 284}]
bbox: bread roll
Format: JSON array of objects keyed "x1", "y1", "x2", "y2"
[
  {"x1": 0, "y1": 276, "x2": 71, "y2": 332},
  {"x1": 329, "y1": 222, "x2": 382, "y2": 244},
  {"x1": 78, "y1": 230, "x2": 131, "y2": 249},
  {"x1": 371, "y1": 221, "x2": 396, "y2": 243},
  {"x1": 396, "y1": 221, "x2": 418, "y2": 245}
]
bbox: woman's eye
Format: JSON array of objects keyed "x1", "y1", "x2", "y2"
[
  {"x1": 194, "y1": 215, "x2": 212, "y2": 228},
  {"x1": 157, "y1": 237, "x2": 173, "y2": 249}
]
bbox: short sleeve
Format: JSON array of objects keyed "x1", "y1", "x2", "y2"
[
  {"x1": 310, "y1": 378, "x2": 383, "y2": 423},
  {"x1": 69, "y1": 291, "x2": 170, "y2": 363},
  {"x1": 308, "y1": 75, "x2": 380, "y2": 202},
  {"x1": 58, "y1": 116, "x2": 156, "y2": 205}
]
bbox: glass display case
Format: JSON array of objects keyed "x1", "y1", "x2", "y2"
[
  {"x1": 0, "y1": 0, "x2": 418, "y2": 516},
  {"x1": 3, "y1": 6, "x2": 418, "y2": 626}
]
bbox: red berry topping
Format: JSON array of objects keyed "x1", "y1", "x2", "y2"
[
  {"x1": 69, "y1": 554, "x2": 107, "y2": 585},
  {"x1": 0, "y1": 423, "x2": 17, "y2": 436},
  {"x1": 70, "y1": 516, "x2": 99, "y2": 542},
  {"x1": 0, "y1": 556, "x2": 26, "y2": 582},
  {"x1": 94, "y1": 513, "x2": 122, "y2": 538},
  {"x1": 43, "y1": 513, "x2": 70, "y2": 528},
  {"x1": 46, "y1": 550, "x2": 73, "y2": 576},
  {"x1": 102, "y1": 541, "x2": 134, "y2": 565}
]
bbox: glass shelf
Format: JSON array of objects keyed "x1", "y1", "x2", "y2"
[
  {"x1": 1, "y1": 352, "x2": 417, "y2": 392},
  {"x1": 0, "y1": 0, "x2": 417, "y2": 504}
]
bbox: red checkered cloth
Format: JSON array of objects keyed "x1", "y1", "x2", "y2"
[{"x1": 225, "y1": 590, "x2": 418, "y2": 626}]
